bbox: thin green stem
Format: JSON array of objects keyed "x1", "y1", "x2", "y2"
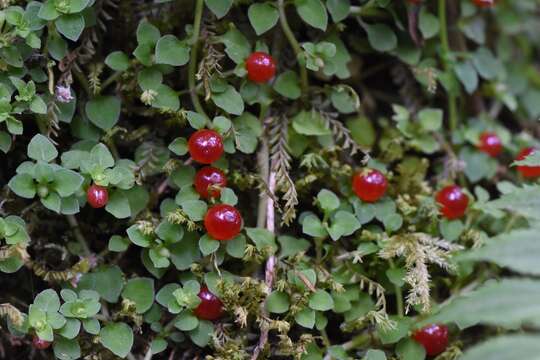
[
  {"x1": 66, "y1": 215, "x2": 91, "y2": 256},
  {"x1": 278, "y1": 0, "x2": 309, "y2": 93},
  {"x1": 389, "y1": 259, "x2": 404, "y2": 318},
  {"x1": 188, "y1": 0, "x2": 208, "y2": 120},
  {"x1": 101, "y1": 71, "x2": 123, "y2": 91},
  {"x1": 438, "y1": 0, "x2": 458, "y2": 131}
]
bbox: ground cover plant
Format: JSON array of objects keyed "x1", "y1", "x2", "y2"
[{"x1": 0, "y1": 0, "x2": 539, "y2": 359}]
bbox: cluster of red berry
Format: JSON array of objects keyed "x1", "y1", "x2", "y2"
[{"x1": 353, "y1": 131, "x2": 540, "y2": 221}]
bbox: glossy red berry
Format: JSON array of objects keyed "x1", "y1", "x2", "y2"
[
  {"x1": 246, "y1": 52, "x2": 276, "y2": 83},
  {"x1": 204, "y1": 204, "x2": 243, "y2": 241},
  {"x1": 32, "y1": 336, "x2": 52, "y2": 350},
  {"x1": 194, "y1": 166, "x2": 227, "y2": 199},
  {"x1": 352, "y1": 169, "x2": 388, "y2": 203},
  {"x1": 472, "y1": 0, "x2": 494, "y2": 7},
  {"x1": 436, "y1": 185, "x2": 469, "y2": 220},
  {"x1": 87, "y1": 184, "x2": 108, "y2": 208},
  {"x1": 516, "y1": 147, "x2": 540, "y2": 178},
  {"x1": 188, "y1": 129, "x2": 224, "y2": 164},
  {"x1": 478, "y1": 131, "x2": 502, "y2": 157},
  {"x1": 413, "y1": 324, "x2": 449, "y2": 356},
  {"x1": 194, "y1": 286, "x2": 224, "y2": 321}
]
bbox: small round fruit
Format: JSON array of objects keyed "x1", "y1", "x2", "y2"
[
  {"x1": 413, "y1": 324, "x2": 449, "y2": 356},
  {"x1": 516, "y1": 147, "x2": 540, "y2": 178},
  {"x1": 436, "y1": 185, "x2": 469, "y2": 220},
  {"x1": 32, "y1": 336, "x2": 52, "y2": 350},
  {"x1": 194, "y1": 286, "x2": 224, "y2": 321},
  {"x1": 87, "y1": 184, "x2": 109, "y2": 208},
  {"x1": 204, "y1": 204, "x2": 243, "y2": 241},
  {"x1": 478, "y1": 131, "x2": 502, "y2": 157},
  {"x1": 188, "y1": 129, "x2": 224, "y2": 164},
  {"x1": 472, "y1": 0, "x2": 494, "y2": 7},
  {"x1": 194, "y1": 166, "x2": 227, "y2": 199},
  {"x1": 246, "y1": 52, "x2": 276, "y2": 83},
  {"x1": 352, "y1": 169, "x2": 388, "y2": 203}
]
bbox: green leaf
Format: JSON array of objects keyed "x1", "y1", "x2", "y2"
[
  {"x1": 188, "y1": 320, "x2": 214, "y2": 347},
  {"x1": 53, "y1": 337, "x2": 81, "y2": 360},
  {"x1": 28, "y1": 134, "x2": 58, "y2": 162},
  {"x1": 248, "y1": 3, "x2": 279, "y2": 35},
  {"x1": 8, "y1": 174, "x2": 36, "y2": 199},
  {"x1": 85, "y1": 96, "x2": 121, "y2": 130},
  {"x1": 484, "y1": 186, "x2": 540, "y2": 219},
  {"x1": 34, "y1": 289, "x2": 60, "y2": 312},
  {"x1": 317, "y1": 189, "x2": 340, "y2": 212},
  {"x1": 427, "y1": 278, "x2": 540, "y2": 329},
  {"x1": 212, "y1": 85, "x2": 244, "y2": 115},
  {"x1": 364, "y1": 349, "x2": 387, "y2": 360},
  {"x1": 99, "y1": 322, "x2": 134, "y2": 358},
  {"x1": 308, "y1": 290, "x2": 334, "y2": 311},
  {"x1": 396, "y1": 338, "x2": 426, "y2": 360},
  {"x1": 55, "y1": 14, "x2": 85, "y2": 41},
  {"x1": 122, "y1": 278, "x2": 155, "y2": 314},
  {"x1": 82, "y1": 318, "x2": 100, "y2": 335},
  {"x1": 278, "y1": 235, "x2": 310, "y2": 258},
  {"x1": 266, "y1": 291, "x2": 290, "y2": 314},
  {"x1": 105, "y1": 191, "x2": 131, "y2": 219},
  {"x1": 105, "y1": 51, "x2": 130, "y2": 71},
  {"x1": 363, "y1": 23, "x2": 397, "y2": 52},
  {"x1": 295, "y1": 0, "x2": 328, "y2": 31},
  {"x1": 78, "y1": 265, "x2": 124, "y2": 303},
  {"x1": 439, "y1": 219, "x2": 463, "y2": 242},
  {"x1": 137, "y1": 21, "x2": 160, "y2": 45},
  {"x1": 302, "y1": 214, "x2": 327, "y2": 238},
  {"x1": 295, "y1": 308, "x2": 316, "y2": 328},
  {"x1": 418, "y1": 9, "x2": 439, "y2": 39},
  {"x1": 205, "y1": 0, "x2": 233, "y2": 18},
  {"x1": 472, "y1": 47, "x2": 503, "y2": 80},
  {"x1": 175, "y1": 310, "x2": 199, "y2": 331},
  {"x1": 455, "y1": 61, "x2": 478, "y2": 94},
  {"x1": 326, "y1": 0, "x2": 350, "y2": 23},
  {"x1": 273, "y1": 71, "x2": 301, "y2": 100},
  {"x1": 417, "y1": 108, "x2": 442, "y2": 131},
  {"x1": 328, "y1": 211, "x2": 361, "y2": 240},
  {"x1": 459, "y1": 229, "x2": 540, "y2": 275},
  {"x1": 199, "y1": 234, "x2": 220, "y2": 256},
  {"x1": 217, "y1": 28, "x2": 251, "y2": 64},
  {"x1": 233, "y1": 112, "x2": 263, "y2": 154},
  {"x1": 0, "y1": 131, "x2": 12, "y2": 153},
  {"x1": 168, "y1": 138, "x2": 188, "y2": 156},
  {"x1": 292, "y1": 110, "x2": 331, "y2": 136},
  {"x1": 225, "y1": 234, "x2": 246, "y2": 258},
  {"x1": 53, "y1": 169, "x2": 84, "y2": 197},
  {"x1": 378, "y1": 317, "x2": 412, "y2": 345},
  {"x1": 245, "y1": 228, "x2": 277, "y2": 253},
  {"x1": 461, "y1": 335, "x2": 540, "y2": 360},
  {"x1": 155, "y1": 35, "x2": 190, "y2": 66}
]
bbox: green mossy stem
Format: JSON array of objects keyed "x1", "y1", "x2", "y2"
[
  {"x1": 438, "y1": 0, "x2": 458, "y2": 132},
  {"x1": 278, "y1": 0, "x2": 309, "y2": 94},
  {"x1": 188, "y1": 0, "x2": 209, "y2": 120}
]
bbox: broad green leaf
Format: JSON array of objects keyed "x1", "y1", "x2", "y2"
[
  {"x1": 309, "y1": 290, "x2": 334, "y2": 311},
  {"x1": 292, "y1": 110, "x2": 331, "y2": 136},
  {"x1": 461, "y1": 335, "x2": 540, "y2": 360},
  {"x1": 53, "y1": 337, "x2": 81, "y2": 360},
  {"x1": 155, "y1": 35, "x2": 190, "y2": 66},
  {"x1": 99, "y1": 322, "x2": 134, "y2": 358},
  {"x1": 326, "y1": 0, "x2": 350, "y2": 23},
  {"x1": 485, "y1": 186, "x2": 540, "y2": 219},
  {"x1": 205, "y1": 0, "x2": 233, "y2": 18},
  {"x1": 8, "y1": 174, "x2": 36, "y2": 199},
  {"x1": 273, "y1": 71, "x2": 301, "y2": 100},
  {"x1": 121, "y1": 278, "x2": 155, "y2": 314},
  {"x1": 105, "y1": 51, "x2": 130, "y2": 71},
  {"x1": 248, "y1": 3, "x2": 279, "y2": 35},
  {"x1": 295, "y1": 0, "x2": 328, "y2": 31},
  {"x1": 266, "y1": 291, "x2": 290, "y2": 314},
  {"x1": 363, "y1": 23, "x2": 397, "y2": 52},
  {"x1": 212, "y1": 85, "x2": 244, "y2": 115},
  {"x1": 55, "y1": 14, "x2": 85, "y2": 41},
  {"x1": 427, "y1": 278, "x2": 540, "y2": 329},
  {"x1": 85, "y1": 96, "x2": 121, "y2": 130},
  {"x1": 28, "y1": 134, "x2": 58, "y2": 162}
]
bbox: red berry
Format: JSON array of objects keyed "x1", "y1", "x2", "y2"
[
  {"x1": 352, "y1": 169, "x2": 388, "y2": 203},
  {"x1": 436, "y1": 185, "x2": 469, "y2": 220},
  {"x1": 245, "y1": 52, "x2": 276, "y2": 84},
  {"x1": 478, "y1": 131, "x2": 502, "y2": 157},
  {"x1": 194, "y1": 166, "x2": 227, "y2": 199},
  {"x1": 32, "y1": 336, "x2": 52, "y2": 350},
  {"x1": 204, "y1": 204, "x2": 243, "y2": 241},
  {"x1": 516, "y1": 147, "x2": 540, "y2": 178},
  {"x1": 87, "y1": 184, "x2": 108, "y2": 208},
  {"x1": 188, "y1": 129, "x2": 224, "y2": 164},
  {"x1": 194, "y1": 286, "x2": 224, "y2": 321},
  {"x1": 413, "y1": 324, "x2": 449, "y2": 356},
  {"x1": 472, "y1": 0, "x2": 494, "y2": 7}
]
